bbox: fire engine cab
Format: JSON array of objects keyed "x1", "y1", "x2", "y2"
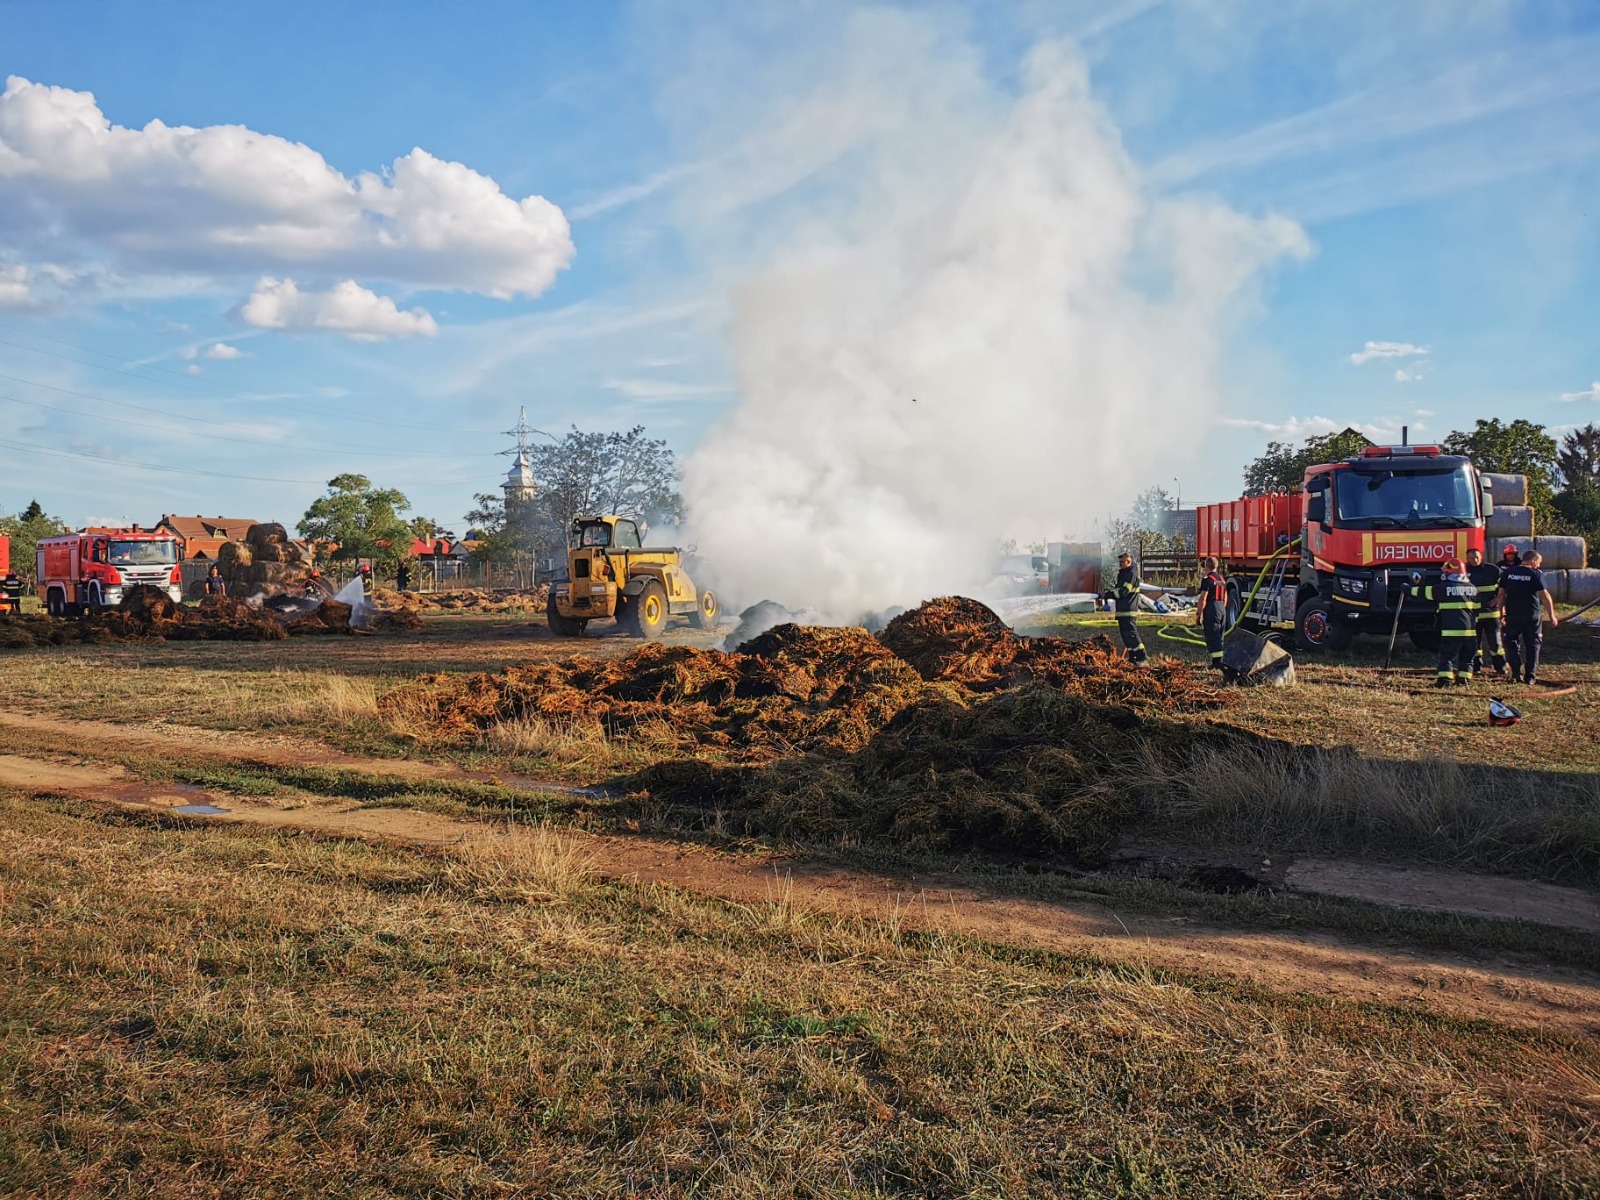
[
  {"x1": 37, "y1": 529, "x2": 183, "y2": 616},
  {"x1": 1197, "y1": 443, "x2": 1492, "y2": 651}
]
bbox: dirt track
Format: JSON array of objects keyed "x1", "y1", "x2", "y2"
[{"x1": 2, "y1": 707, "x2": 1598, "y2": 1037}]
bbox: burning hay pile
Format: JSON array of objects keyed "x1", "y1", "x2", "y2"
[
  {"x1": 381, "y1": 596, "x2": 1231, "y2": 857},
  {"x1": 383, "y1": 586, "x2": 550, "y2": 614}
]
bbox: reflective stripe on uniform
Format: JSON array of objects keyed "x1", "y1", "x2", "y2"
[{"x1": 1441, "y1": 629, "x2": 1476, "y2": 637}]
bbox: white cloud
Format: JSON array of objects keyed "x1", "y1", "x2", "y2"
[
  {"x1": 601, "y1": 377, "x2": 730, "y2": 400},
  {"x1": 1395, "y1": 367, "x2": 1423, "y2": 382},
  {"x1": 239, "y1": 277, "x2": 439, "y2": 340},
  {"x1": 0, "y1": 263, "x2": 34, "y2": 309},
  {"x1": 1559, "y1": 382, "x2": 1600, "y2": 403},
  {"x1": 1349, "y1": 340, "x2": 1428, "y2": 365},
  {"x1": 178, "y1": 341, "x2": 247, "y2": 361},
  {"x1": 0, "y1": 75, "x2": 573, "y2": 301},
  {"x1": 1415, "y1": 408, "x2": 1436, "y2": 417}
]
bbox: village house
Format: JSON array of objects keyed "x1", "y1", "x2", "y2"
[{"x1": 154, "y1": 515, "x2": 261, "y2": 561}]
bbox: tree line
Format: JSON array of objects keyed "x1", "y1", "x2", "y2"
[{"x1": 297, "y1": 425, "x2": 681, "y2": 575}]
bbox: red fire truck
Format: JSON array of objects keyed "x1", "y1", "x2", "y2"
[
  {"x1": 1196, "y1": 444, "x2": 1492, "y2": 651},
  {"x1": 37, "y1": 528, "x2": 183, "y2": 616}
]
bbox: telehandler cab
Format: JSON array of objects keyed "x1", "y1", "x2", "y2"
[{"x1": 547, "y1": 515, "x2": 718, "y2": 638}]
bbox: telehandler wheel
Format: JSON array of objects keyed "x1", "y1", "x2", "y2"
[
  {"x1": 690, "y1": 589, "x2": 719, "y2": 629},
  {"x1": 631, "y1": 580, "x2": 669, "y2": 639},
  {"x1": 546, "y1": 591, "x2": 587, "y2": 638}
]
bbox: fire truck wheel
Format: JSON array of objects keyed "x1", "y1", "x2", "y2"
[
  {"x1": 86, "y1": 583, "x2": 104, "y2": 612},
  {"x1": 1408, "y1": 629, "x2": 1441, "y2": 652},
  {"x1": 46, "y1": 590, "x2": 64, "y2": 618},
  {"x1": 1294, "y1": 595, "x2": 1346, "y2": 653},
  {"x1": 1224, "y1": 578, "x2": 1244, "y2": 629}
]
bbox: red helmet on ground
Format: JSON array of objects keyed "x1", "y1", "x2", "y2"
[{"x1": 1488, "y1": 698, "x2": 1521, "y2": 727}]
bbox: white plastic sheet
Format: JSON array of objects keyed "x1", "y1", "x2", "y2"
[{"x1": 333, "y1": 576, "x2": 377, "y2": 629}]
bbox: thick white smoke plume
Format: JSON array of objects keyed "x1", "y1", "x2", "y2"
[{"x1": 678, "y1": 14, "x2": 1308, "y2": 618}]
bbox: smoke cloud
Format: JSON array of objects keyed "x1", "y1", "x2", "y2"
[{"x1": 676, "y1": 11, "x2": 1309, "y2": 618}]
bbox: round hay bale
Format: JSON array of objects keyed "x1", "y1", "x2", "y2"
[
  {"x1": 1485, "y1": 505, "x2": 1534, "y2": 539},
  {"x1": 252, "y1": 541, "x2": 286, "y2": 564},
  {"x1": 218, "y1": 540, "x2": 253, "y2": 568},
  {"x1": 278, "y1": 541, "x2": 308, "y2": 565},
  {"x1": 246, "y1": 522, "x2": 289, "y2": 547},
  {"x1": 1560, "y1": 569, "x2": 1600, "y2": 607},
  {"x1": 1482, "y1": 473, "x2": 1528, "y2": 506},
  {"x1": 1495, "y1": 536, "x2": 1588, "y2": 571}
]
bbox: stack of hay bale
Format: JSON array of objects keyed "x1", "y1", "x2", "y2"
[
  {"x1": 218, "y1": 523, "x2": 313, "y2": 596},
  {"x1": 1483, "y1": 474, "x2": 1597, "y2": 605}
]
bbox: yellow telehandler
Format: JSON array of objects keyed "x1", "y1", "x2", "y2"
[{"x1": 547, "y1": 515, "x2": 718, "y2": 638}]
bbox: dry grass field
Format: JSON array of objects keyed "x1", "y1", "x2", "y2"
[{"x1": 2, "y1": 603, "x2": 1599, "y2": 1197}]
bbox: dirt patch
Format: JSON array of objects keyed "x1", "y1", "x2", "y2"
[
  {"x1": 1288, "y1": 858, "x2": 1600, "y2": 934},
  {"x1": 0, "y1": 754, "x2": 127, "y2": 790}
]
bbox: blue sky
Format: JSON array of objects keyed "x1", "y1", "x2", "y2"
[{"x1": 2, "y1": 0, "x2": 1598, "y2": 536}]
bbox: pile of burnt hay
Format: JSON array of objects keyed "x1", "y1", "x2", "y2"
[
  {"x1": 0, "y1": 585, "x2": 289, "y2": 649},
  {"x1": 381, "y1": 596, "x2": 1232, "y2": 857},
  {"x1": 627, "y1": 685, "x2": 1218, "y2": 857},
  {"x1": 880, "y1": 595, "x2": 1225, "y2": 712},
  {"x1": 383, "y1": 586, "x2": 549, "y2": 614},
  {"x1": 383, "y1": 623, "x2": 928, "y2": 756}
]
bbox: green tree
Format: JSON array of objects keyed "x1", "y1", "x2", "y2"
[
  {"x1": 297, "y1": 474, "x2": 412, "y2": 570},
  {"x1": 0, "y1": 500, "x2": 69, "y2": 583},
  {"x1": 408, "y1": 516, "x2": 457, "y2": 543},
  {"x1": 1129, "y1": 486, "x2": 1176, "y2": 531},
  {"x1": 1555, "y1": 423, "x2": 1600, "y2": 492},
  {"x1": 528, "y1": 425, "x2": 682, "y2": 530},
  {"x1": 1441, "y1": 418, "x2": 1558, "y2": 516},
  {"x1": 1242, "y1": 428, "x2": 1373, "y2": 493},
  {"x1": 1552, "y1": 423, "x2": 1600, "y2": 564},
  {"x1": 464, "y1": 491, "x2": 564, "y2": 572}
]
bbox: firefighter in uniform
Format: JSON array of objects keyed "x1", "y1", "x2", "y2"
[
  {"x1": 1409, "y1": 557, "x2": 1478, "y2": 687},
  {"x1": 1493, "y1": 549, "x2": 1557, "y2": 685},
  {"x1": 1464, "y1": 547, "x2": 1506, "y2": 678},
  {"x1": 1196, "y1": 556, "x2": 1228, "y2": 672},
  {"x1": 1107, "y1": 551, "x2": 1148, "y2": 664}
]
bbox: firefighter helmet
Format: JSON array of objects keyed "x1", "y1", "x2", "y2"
[{"x1": 1488, "y1": 698, "x2": 1522, "y2": 727}]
